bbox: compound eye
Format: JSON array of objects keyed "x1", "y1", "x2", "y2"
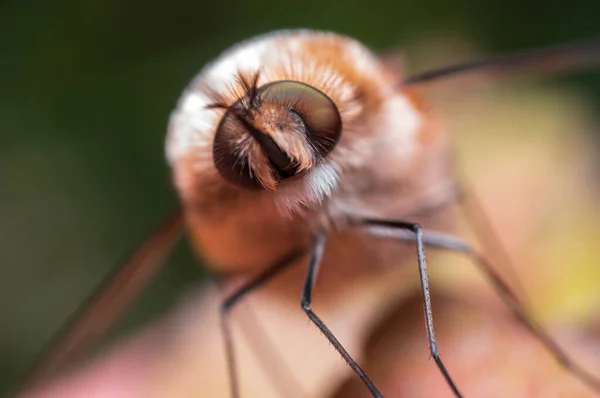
[
  {"x1": 213, "y1": 107, "x2": 261, "y2": 189},
  {"x1": 257, "y1": 81, "x2": 342, "y2": 159},
  {"x1": 212, "y1": 80, "x2": 342, "y2": 190}
]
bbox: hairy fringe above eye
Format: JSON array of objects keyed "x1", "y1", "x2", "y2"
[{"x1": 204, "y1": 70, "x2": 261, "y2": 111}]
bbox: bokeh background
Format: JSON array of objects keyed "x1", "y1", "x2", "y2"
[{"x1": 1, "y1": 0, "x2": 599, "y2": 396}]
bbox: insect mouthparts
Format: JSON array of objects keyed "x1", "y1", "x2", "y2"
[{"x1": 232, "y1": 112, "x2": 297, "y2": 178}]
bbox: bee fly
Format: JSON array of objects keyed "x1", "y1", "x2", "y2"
[{"x1": 20, "y1": 30, "x2": 600, "y2": 397}]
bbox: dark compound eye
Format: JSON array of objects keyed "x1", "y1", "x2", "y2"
[
  {"x1": 212, "y1": 80, "x2": 342, "y2": 190},
  {"x1": 212, "y1": 107, "x2": 261, "y2": 189}
]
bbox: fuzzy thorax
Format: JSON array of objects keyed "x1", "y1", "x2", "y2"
[{"x1": 166, "y1": 29, "x2": 390, "y2": 214}]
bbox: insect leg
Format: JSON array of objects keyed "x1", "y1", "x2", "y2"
[
  {"x1": 300, "y1": 230, "x2": 383, "y2": 397},
  {"x1": 358, "y1": 219, "x2": 463, "y2": 397},
  {"x1": 220, "y1": 248, "x2": 306, "y2": 398},
  {"x1": 361, "y1": 221, "x2": 600, "y2": 394},
  {"x1": 457, "y1": 183, "x2": 530, "y2": 303},
  {"x1": 233, "y1": 299, "x2": 309, "y2": 398}
]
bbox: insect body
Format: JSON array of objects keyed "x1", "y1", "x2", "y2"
[
  {"x1": 166, "y1": 30, "x2": 454, "y2": 275},
  {"x1": 21, "y1": 29, "x2": 600, "y2": 398},
  {"x1": 164, "y1": 30, "x2": 600, "y2": 398}
]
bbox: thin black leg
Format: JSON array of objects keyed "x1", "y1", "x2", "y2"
[
  {"x1": 301, "y1": 230, "x2": 383, "y2": 398},
  {"x1": 359, "y1": 219, "x2": 463, "y2": 397},
  {"x1": 219, "y1": 248, "x2": 306, "y2": 398},
  {"x1": 361, "y1": 220, "x2": 600, "y2": 395}
]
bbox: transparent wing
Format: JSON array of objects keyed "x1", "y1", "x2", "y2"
[{"x1": 21, "y1": 208, "x2": 185, "y2": 390}]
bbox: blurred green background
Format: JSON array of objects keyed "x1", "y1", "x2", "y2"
[{"x1": 1, "y1": 0, "x2": 599, "y2": 396}]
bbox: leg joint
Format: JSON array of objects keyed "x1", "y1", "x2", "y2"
[{"x1": 301, "y1": 298, "x2": 311, "y2": 312}]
